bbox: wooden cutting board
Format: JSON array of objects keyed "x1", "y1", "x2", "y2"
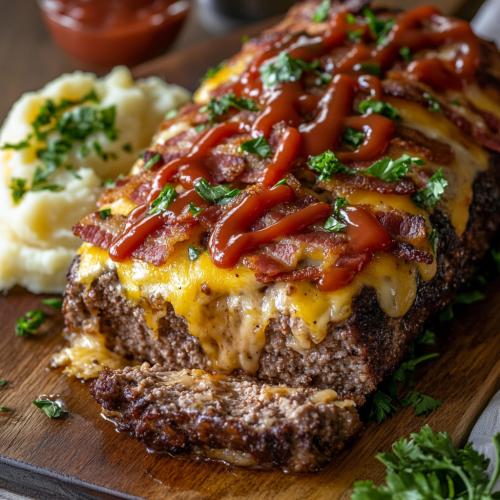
[{"x1": 0, "y1": 2, "x2": 497, "y2": 499}]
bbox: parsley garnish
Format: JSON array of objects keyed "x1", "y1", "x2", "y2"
[
  {"x1": 165, "y1": 109, "x2": 178, "y2": 119},
  {"x1": 201, "y1": 93, "x2": 258, "y2": 122},
  {"x1": 144, "y1": 153, "x2": 162, "y2": 170},
  {"x1": 429, "y1": 228, "x2": 439, "y2": 255},
  {"x1": 122, "y1": 142, "x2": 133, "y2": 153},
  {"x1": 351, "y1": 426, "x2": 500, "y2": 500},
  {"x1": 423, "y1": 92, "x2": 442, "y2": 113},
  {"x1": 439, "y1": 290, "x2": 486, "y2": 322},
  {"x1": 260, "y1": 52, "x2": 330, "y2": 87},
  {"x1": 33, "y1": 400, "x2": 68, "y2": 418},
  {"x1": 273, "y1": 179, "x2": 288, "y2": 187},
  {"x1": 98, "y1": 208, "x2": 112, "y2": 220},
  {"x1": 15, "y1": 309, "x2": 46, "y2": 336},
  {"x1": 188, "y1": 247, "x2": 200, "y2": 261},
  {"x1": 0, "y1": 380, "x2": 7, "y2": 387},
  {"x1": 0, "y1": 407, "x2": 8, "y2": 412},
  {"x1": 346, "y1": 13, "x2": 356, "y2": 24},
  {"x1": 363, "y1": 8, "x2": 395, "y2": 46},
  {"x1": 104, "y1": 173, "x2": 124, "y2": 189},
  {"x1": 369, "y1": 390, "x2": 398, "y2": 423},
  {"x1": 400, "y1": 391, "x2": 442, "y2": 415},
  {"x1": 324, "y1": 197, "x2": 349, "y2": 232},
  {"x1": 241, "y1": 35, "x2": 250, "y2": 44},
  {"x1": 412, "y1": 168, "x2": 448, "y2": 208},
  {"x1": 148, "y1": 184, "x2": 177, "y2": 215},
  {"x1": 0, "y1": 137, "x2": 31, "y2": 150},
  {"x1": 418, "y1": 329, "x2": 436, "y2": 346},
  {"x1": 240, "y1": 136, "x2": 272, "y2": 158},
  {"x1": 354, "y1": 63, "x2": 381, "y2": 76},
  {"x1": 194, "y1": 124, "x2": 210, "y2": 132},
  {"x1": 358, "y1": 99, "x2": 401, "y2": 119},
  {"x1": 347, "y1": 29, "x2": 364, "y2": 42},
  {"x1": 307, "y1": 150, "x2": 356, "y2": 181},
  {"x1": 450, "y1": 99, "x2": 461, "y2": 106},
  {"x1": 92, "y1": 141, "x2": 117, "y2": 161},
  {"x1": 194, "y1": 178, "x2": 242, "y2": 205},
  {"x1": 312, "y1": 0, "x2": 330, "y2": 22},
  {"x1": 189, "y1": 202, "x2": 204, "y2": 216},
  {"x1": 41, "y1": 298, "x2": 63, "y2": 310},
  {"x1": 363, "y1": 154, "x2": 425, "y2": 182},
  {"x1": 200, "y1": 60, "x2": 226, "y2": 83},
  {"x1": 399, "y1": 46, "x2": 413, "y2": 62},
  {"x1": 393, "y1": 352, "x2": 440, "y2": 383}
]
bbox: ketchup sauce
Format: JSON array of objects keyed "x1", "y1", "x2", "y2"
[
  {"x1": 39, "y1": 0, "x2": 190, "y2": 67},
  {"x1": 105, "y1": 5, "x2": 478, "y2": 291}
]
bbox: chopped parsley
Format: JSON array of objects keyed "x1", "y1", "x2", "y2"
[
  {"x1": 418, "y1": 329, "x2": 436, "y2": 346},
  {"x1": 312, "y1": 0, "x2": 330, "y2": 22},
  {"x1": 400, "y1": 391, "x2": 442, "y2": 415},
  {"x1": 41, "y1": 298, "x2": 63, "y2": 310},
  {"x1": 200, "y1": 60, "x2": 226, "y2": 83},
  {"x1": 92, "y1": 141, "x2": 117, "y2": 161},
  {"x1": 343, "y1": 127, "x2": 365, "y2": 149},
  {"x1": 358, "y1": 99, "x2": 401, "y2": 119},
  {"x1": 429, "y1": 228, "x2": 439, "y2": 255},
  {"x1": 363, "y1": 8, "x2": 395, "y2": 46},
  {"x1": 241, "y1": 34, "x2": 250, "y2": 44},
  {"x1": 33, "y1": 400, "x2": 68, "y2": 418},
  {"x1": 347, "y1": 29, "x2": 364, "y2": 42},
  {"x1": 324, "y1": 197, "x2": 349, "y2": 232},
  {"x1": 122, "y1": 142, "x2": 133, "y2": 153},
  {"x1": 260, "y1": 52, "x2": 330, "y2": 87},
  {"x1": 423, "y1": 92, "x2": 442, "y2": 113},
  {"x1": 0, "y1": 407, "x2": 8, "y2": 412},
  {"x1": 98, "y1": 208, "x2": 112, "y2": 220},
  {"x1": 239, "y1": 136, "x2": 272, "y2": 158},
  {"x1": 0, "y1": 137, "x2": 31, "y2": 150},
  {"x1": 188, "y1": 246, "x2": 200, "y2": 261},
  {"x1": 189, "y1": 202, "x2": 204, "y2": 216},
  {"x1": 165, "y1": 109, "x2": 178, "y2": 119},
  {"x1": 450, "y1": 99, "x2": 461, "y2": 106},
  {"x1": 104, "y1": 173, "x2": 124, "y2": 189},
  {"x1": 412, "y1": 168, "x2": 448, "y2": 208},
  {"x1": 354, "y1": 62, "x2": 381, "y2": 77},
  {"x1": 147, "y1": 184, "x2": 177, "y2": 215},
  {"x1": 399, "y1": 46, "x2": 413, "y2": 62},
  {"x1": 369, "y1": 390, "x2": 398, "y2": 423},
  {"x1": 194, "y1": 178, "x2": 242, "y2": 205},
  {"x1": 307, "y1": 150, "x2": 356, "y2": 181},
  {"x1": 346, "y1": 13, "x2": 356, "y2": 24},
  {"x1": 15, "y1": 309, "x2": 46, "y2": 336},
  {"x1": 273, "y1": 179, "x2": 288, "y2": 187},
  {"x1": 144, "y1": 153, "x2": 162, "y2": 171},
  {"x1": 194, "y1": 124, "x2": 210, "y2": 132},
  {"x1": 439, "y1": 290, "x2": 486, "y2": 322},
  {"x1": 363, "y1": 154, "x2": 425, "y2": 182},
  {"x1": 0, "y1": 380, "x2": 7, "y2": 387},
  {"x1": 201, "y1": 92, "x2": 258, "y2": 122},
  {"x1": 351, "y1": 426, "x2": 500, "y2": 500}
]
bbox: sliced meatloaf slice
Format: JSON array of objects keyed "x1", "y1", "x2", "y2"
[{"x1": 90, "y1": 363, "x2": 362, "y2": 472}]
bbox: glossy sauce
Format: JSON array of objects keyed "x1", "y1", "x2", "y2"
[{"x1": 107, "y1": 5, "x2": 478, "y2": 291}]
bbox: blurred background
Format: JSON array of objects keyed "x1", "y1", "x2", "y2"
[{"x1": 0, "y1": 0, "x2": 489, "y2": 123}]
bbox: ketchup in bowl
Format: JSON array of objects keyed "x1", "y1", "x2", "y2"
[{"x1": 38, "y1": 0, "x2": 190, "y2": 68}]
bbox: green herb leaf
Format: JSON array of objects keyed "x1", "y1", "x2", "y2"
[
  {"x1": 201, "y1": 92, "x2": 258, "y2": 122},
  {"x1": 9, "y1": 178, "x2": 28, "y2": 204},
  {"x1": 98, "y1": 208, "x2": 112, "y2": 220},
  {"x1": 399, "y1": 46, "x2": 413, "y2": 62},
  {"x1": 240, "y1": 136, "x2": 272, "y2": 158},
  {"x1": 188, "y1": 247, "x2": 200, "y2": 261},
  {"x1": 423, "y1": 93, "x2": 442, "y2": 113},
  {"x1": 194, "y1": 124, "x2": 209, "y2": 132},
  {"x1": 313, "y1": 0, "x2": 330, "y2": 22},
  {"x1": 429, "y1": 228, "x2": 439, "y2": 255},
  {"x1": 491, "y1": 248, "x2": 500, "y2": 273},
  {"x1": 354, "y1": 63, "x2": 381, "y2": 76},
  {"x1": 144, "y1": 153, "x2": 162, "y2": 171},
  {"x1": 15, "y1": 309, "x2": 46, "y2": 336},
  {"x1": 369, "y1": 390, "x2": 398, "y2": 424},
  {"x1": 307, "y1": 150, "x2": 356, "y2": 181},
  {"x1": 393, "y1": 353, "x2": 440, "y2": 383},
  {"x1": 165, "y1": 109, "x2": 178, "y2": 119},
  {"x1": 324, "y1": 216, "x2": 347, "y2": 232},
  {"x1": 347, "y1": 29, "x2": 363, "y2": 42},
  {"x1": 450, "y1": 99, "x2": 461, "y2": 106},
  {"x1": 417, "y1": 330, "x2": 436, "y2": 346},
  {"x1": 148, "y1": 184, "x2": 177, "y2": 215},
  {"x1": 412, "y1": 168, "x2": 448, "y2": 208},
  {"x1": 104, "y1": 174, "x2": 124, "y2": 189},
  {"x1": 346, "y1": 13, "x2": 356, "y2": 24},
  {"x1": 41, "y1": 298, "x2": 63, "y2": 310},
  {"x1": 194, "y1": 178, "x2": 242, "y2": 205},
  {"x1": 342, "y1": 127, "x2": 365, "y2": 149},
  {"x1": 358, "y1": 99, "x2": 401, "y2": 119},
  {"x1": 400, "y1": 391, "x2": 442, "y2": 415},
  {"x1": 33, "y1": 400, "x2": 68, "y2": 418},
  {"x1": 260, "y1": 52, "x2": 325, "y2": 87},
  {"x1": 242, "y1": 35, "x2": 250, "y2": 44},
  {"x1": 0, "y1": 380, "x2": 7, "y2": 387},
  {"x1": 189, "y1": 202, "x2": 204, "y2": 216},
  {"x1": 78, "y1": 145, "x2": 90, "y2": 158},
  {"x1": 363, "y1": 154, "x2": 425, "y2": 182},
  {"x1": 200, "y1": 60, "x2": 226, "y2": 83},
  {"x1": 0, "y1": 406, "x2": 8, "y2": 412},
  {"x1": 122, "y1": 142, "x2": 133, "y2": 153},
  {"x1": 439, "y1": 304, "x2": 454, "y2": 322},
  {"x1": 273, "y1": 179, "x2": 288, "y2": 187},
  {"x1": 0, "y1": 137, "x2": 31, "y2": 150},
  {"x1": 363, "y1": 8, "x2": 395, "y2": 46}
]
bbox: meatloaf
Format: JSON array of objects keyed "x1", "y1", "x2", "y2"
[
  {"x1": 59, "y1": 0, "x2": 500, "y2": 469},
  {"x1": 90, "y1": 363, "x2": 361, "y2": 472}
]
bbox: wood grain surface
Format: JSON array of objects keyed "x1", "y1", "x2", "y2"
[{"x1": 0, "y1": 0, "x2": 495, "y2": 499}]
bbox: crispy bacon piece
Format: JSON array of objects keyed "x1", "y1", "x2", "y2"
[
  {"x1": 392, "y1": 242, "x2": 433, "y2": 264},
  {"x1": 319, "y1": 173, "x2": 417, "y2": 196},
  {"x1": 375, "y1": 210, "x2": 427, "y2": 245},
  {"x1": 73, "y1": 213, "x2": 126, "y2": 250}
]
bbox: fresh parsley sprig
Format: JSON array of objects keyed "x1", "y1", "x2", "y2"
[
  {"x1": 239, "y1": 136, "x2": 272, "y2": 158},
  {"x1": 200, "y1": 60, "x2": 226, "y2": 83},
  {"x1": 343, "y1": 127, "x2": 365, "y2": 149},
  {"x1": 351, "y1": 426, "x2": 500, "y2": 500},
  {"x1": 188, "y1": 246, "x2": 201, "y2": 261},
  {"x1": 324, "y1": 197, "x2": 349, "y2": 232},
  {"x1": 194, "y1": 178, "x2": 242, "y2": 205},
  {"x1": 307, "y1": 150, "x2": 356, "y2": 181},
  {"x1": 15, "y1": 309, "x2": 46, "y2": 337},
  {"x1": 41, "y1": 298, "x2": 63, "y2": 310},
  {"x1": 439, "y1": 290, "x2": 486, "y2": 322},
  {"x1": 413, "y1": 168, "x2": 448, "y2": 208},
  {"x1": 363, "y1": 154, "x2": 425, "y2": 182},
  {"x1": 201, "y1": 93, "x2": 258, "y2": 122},
  {"x1": 312, "y1": 0, "x2": 330, "y2": 22},
  {"x1": 147, "y1": 184, "x2": 177, "y2": 215},
  {"x1": 424, "y1": 93, "x2": 442, "y2": 113},
  {"x1": 33, "y1": 400, "x2": 68, "y2": 419},
  {"x1": 359, "y1": 99, "x2": 401, "y2": 120},
  {"x1": 363, "y1": 8, "x2": 395, "y2": 46}
]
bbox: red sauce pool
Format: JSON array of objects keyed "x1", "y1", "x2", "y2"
[{"x1": 38, "y1": 0, "x2": 190, "y2": 67}]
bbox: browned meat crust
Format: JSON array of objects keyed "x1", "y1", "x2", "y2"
[{"x1": 90, "y1": 364, "x2": 362, "y2": 472}]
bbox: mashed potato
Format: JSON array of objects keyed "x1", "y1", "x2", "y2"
[{"x1": 0, "y1": 66, "x2": 190, "y2": 293}]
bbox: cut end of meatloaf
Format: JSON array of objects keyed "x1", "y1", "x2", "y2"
[{"x1": 90, "y1": 363, "x2": 362, "y2": 472}]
